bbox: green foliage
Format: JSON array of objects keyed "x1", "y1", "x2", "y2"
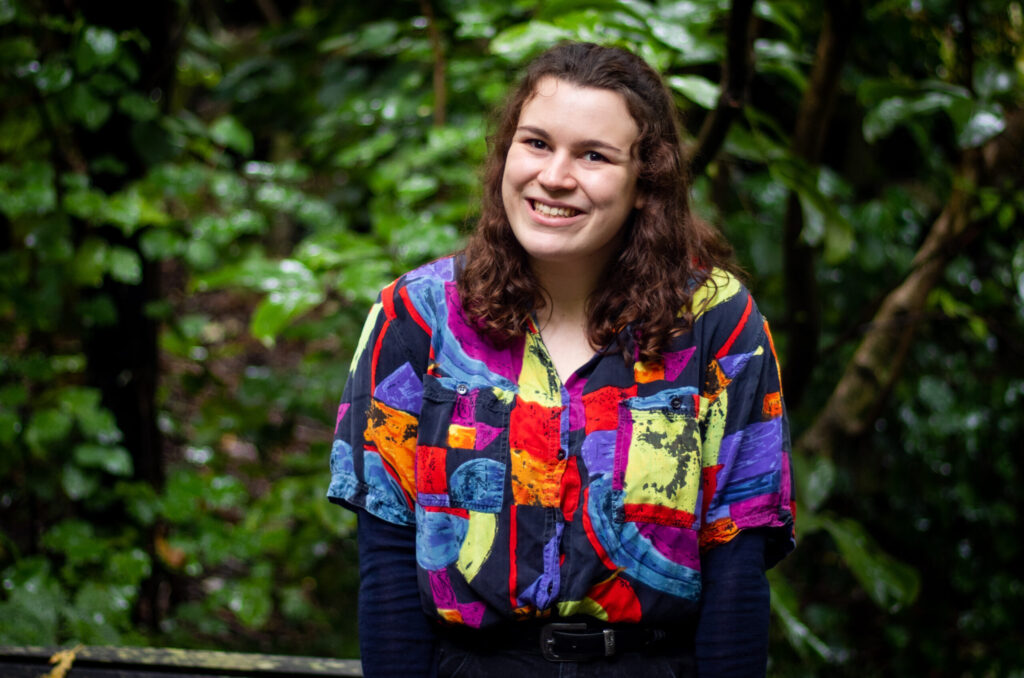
[{"x1": 1, "y1": 0, "x2": 1022, "y2": 674}]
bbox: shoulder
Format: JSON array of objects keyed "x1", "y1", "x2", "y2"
[
  {"x1": 689, "y1": 268, "x2": 755, "y2": 324},
  {"x1": 370, "y1": 256, "x2": 458, "y2": 337},
  {"x1": 378, "y1": 256, "x2": 457, "y2": 323}
]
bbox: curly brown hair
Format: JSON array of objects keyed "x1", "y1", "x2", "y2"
[{"x1": 457, "y1": 42, "x2": 738, "y2": 363}]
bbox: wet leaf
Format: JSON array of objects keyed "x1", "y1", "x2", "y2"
[
  {"x1": 820, "y1": 516, "x2": 921, "y2": 612},
  {"x1": 667, "y1": 74, "x2": 719, "y2": 109},
  {"x1": 209, "y1": 115, "x2": 254, "y2": 155}
]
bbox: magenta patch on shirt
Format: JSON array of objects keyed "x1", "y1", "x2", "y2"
[
  {"x1": 451, "y1": 390, "x2": 478, "y2": 426},
  {"x1": 566, "y1": 377, "x2": 587, "y2": 431},
  {"x1": 612, "y1": 406, "x2": 633, "y2": 491},
  {"x1": 458, "y1": 601, "x2": 486, "y2": 628},
  {"x1": 428, "y1": 568, "x2": 458, "y2": 609},
  {"x1": 335, "y1": 403, "x2": 349, "y2": 434},
  {"x1": 731, "y1": 492, "x2": 781, "y2": 527},
  {"x1": 638, "y1": 522, "x2": 700, "y2": 570},
  {"x1": 444, "y1": 283, "x2": 523, "y2": 382},
  {"x1": 474, "y1": 422, "x2": 502, "y2": 450},
  {"x1": 665, "y1": 346, "x2": 696, "y2": 381}
]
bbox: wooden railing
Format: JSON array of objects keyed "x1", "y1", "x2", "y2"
[{"x1": 0, "y1": 645, "x2": 363, "y2": 677}]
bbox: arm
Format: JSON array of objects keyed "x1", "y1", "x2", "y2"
[
  {"x1": 695, "y1": 530, "x2": 770, "y2": 678},
  {"x1": 357, "y1": 510, "x2": 437, "y2": 678}
]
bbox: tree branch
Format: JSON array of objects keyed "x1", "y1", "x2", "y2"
[
  {"x1": 418, "y1": 0, "x2": 446, "y2": 127},
  {"x1": 687, "y1": 0, "x2": 756, "y2": 177},
  {"x1": 796, "y1": 109, "x2": 1024, "y2": 459},
  {"x1": 781, "y1": 0, "x2": 860, "y2": 408}
]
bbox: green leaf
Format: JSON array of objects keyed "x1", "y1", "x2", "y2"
[
  {"x1": 73, "y1": 237, "x2": 109, "y2": 286},
  {"x1": 820, "y1": 515, "x2": 921, "y2": 612},
  {"x1": 68, "y1": 83, "x2": 113, "y2": 131},
  {"x1": 768, "y1": 570, "x2": 845, "y2": 663},
  {"x1": 24, "y1": 408, "x2": 73, "y2": 453},
  {"x1": 667, "y1": 74, "x2": 719, "y2": 109},
  {"x1": 0, "y1": 559, "x2": 62, "y2": 645},
  {"x1": 221, "y1": 574, "x2": 272, "y2": 628},
  {"x1": 491, "y1": 22, "x2": 572, "y2": 61},
  {"x1": 62, "y1": 463, "x2": 100, "y2": 500},
  {"x1": 106, "y1": 548, "x2": 152, "y2": 585},
  {"x1": 108, "y1": 246, "x2": 142, "y2": 284},
  {"x1": 162, "y1": 468, "x2": 204, "y2": 523},
  {"x1": 791, "y1": 451, "x2": 835, "y2": 514},
  {"x1": 76, "y1": 26, "x2": 119, "y2": 72},
  {"x1": 73, "y1": 443, "x2": 134, "y2": 476},
  {"x1": 396, "y1": 174, "x2": 440, "y2": 203},
  {"x1": 949, "y1": 99, "x2": 1006, "y2": 149},
  {"x1": 118, "y1": 91, "x2": 159, "y2": 121},
  {"x1": 209, "y1": 115, "x2": 254, "y2": 156}
]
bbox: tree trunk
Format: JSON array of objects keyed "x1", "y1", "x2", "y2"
[{"x1": 781, "y1": 0, "x2": 860, "y2": 408}]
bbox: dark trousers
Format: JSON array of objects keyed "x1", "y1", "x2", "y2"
[{"x1": 437, "y1": 637, "x2": 696, "y2": 678}]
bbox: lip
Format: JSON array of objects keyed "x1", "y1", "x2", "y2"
[{"x1": 526, "y1": 197, "x2": 587, "y2": 225}]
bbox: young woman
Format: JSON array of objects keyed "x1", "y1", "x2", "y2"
[{"x1": 328, "y1": 42, "x2": 795, "y2": 677}]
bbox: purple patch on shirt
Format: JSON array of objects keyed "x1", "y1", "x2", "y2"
[
  {"x1": 373, "y1": 362, "x2": 423, "y2": 415},
  {"x1": 445, "y1": 283, "x2": 523, "y2": 382},
  {"x1": 717, "y1": 350, "x2": 756, "y2": 379},
  {"x1": 637, "y1": 523, "x2": 700, "y2": 569},
  {"x1": 665, "y1": 347, "x2": 696, "y2": 381},
  {"x1": 406, "y1": 257, "x2": 455, "y2": 282},
  {"x1": 722, "y1": 419, "x2": 783, "y2": 481},
  {"x1": 517, "y1": 523, "x2": 563, "y2": 610},
  {"x1": 582, "y1": 430, "x2": 616, "y2": 477}
]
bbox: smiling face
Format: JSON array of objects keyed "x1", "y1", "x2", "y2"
[{"x1": 501, "y1": 77, "x2": 642, "y2": 275}]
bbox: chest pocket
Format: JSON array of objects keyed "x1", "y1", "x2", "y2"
[
  {"x1": 614, "y1": 387, "x2": 701, "y2": 528},
  {"x1": 416, "y1": 375, "x2": 511, "y2": 513}
]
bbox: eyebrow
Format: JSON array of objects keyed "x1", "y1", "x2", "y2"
[{"x1": 515, "y1": 125, "x2": 624, "y2": 154}]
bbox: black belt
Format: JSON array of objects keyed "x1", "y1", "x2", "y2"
[
  {"x1": 539, "y1": 621, "x2": 668, "y2": 661},
  {"x1": 439, "y1": 619, "x2": 680, "y2": 663}
]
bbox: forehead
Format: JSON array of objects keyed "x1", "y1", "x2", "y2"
[{"x1": 518, "y1": 77, "x2": 639, "y2": 146}]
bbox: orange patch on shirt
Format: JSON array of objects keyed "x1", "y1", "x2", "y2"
[
  {"x1": 365, "y1": 399, "x2": 417, "y2": 500},
  {"x1": 762, "y1": 392, "x2": 783, "y2": 419},
  {"x1": 699, "y1": 516, "x2": 739, "y2": 551},
  {"x1": 634, "y1": 359, "x2": 665, "y2": 384},
  {"x1": 702, "y1": 359, "x2": 732, "y2": 403},
  {"x1": 511, "y1": 446, "x2": 566, "y2": 507},
  {"x1": 447, "y1": 424, "x2": 476, "y2": 449}
]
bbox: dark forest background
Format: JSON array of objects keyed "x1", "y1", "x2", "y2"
[{"x1": 1, "y1": 0, "x2": 1022, "y2": 675}]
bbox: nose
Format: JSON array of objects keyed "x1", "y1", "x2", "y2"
[{"x1": 537, "y1": 152, "x2": 576, "y2": 191}]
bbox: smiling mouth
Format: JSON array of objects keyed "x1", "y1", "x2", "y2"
[{"x1": 530, "y1": 200, "x2": 581, "y2": 218}]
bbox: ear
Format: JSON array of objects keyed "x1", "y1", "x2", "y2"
[{"x1": 634, "y1": 191, "x2": 645, "y2": 210}]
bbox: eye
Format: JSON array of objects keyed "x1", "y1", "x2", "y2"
[
  {"x1": 583, "y1": 150, "x2": 608, "y2": 163},
  {"x1": 525, "y1": 138, "x2": 548, "y2": 150}
]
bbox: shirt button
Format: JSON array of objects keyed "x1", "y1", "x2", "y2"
[
  {"x1": 670, "y1": 396, "x2": 683, "y2": 409},
  {"x1": 557, "y1": 450, "x2": 566, "y2": 460},
  {"x1": 456, "y1": 383, "x2": 469, "y2": 395}
]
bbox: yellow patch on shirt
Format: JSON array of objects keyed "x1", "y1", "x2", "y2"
[{"x1": 457, "y1": 511, "x2": 497, "y2": 583}]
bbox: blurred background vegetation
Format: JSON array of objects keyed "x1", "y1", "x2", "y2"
[{"x1": 1, "y1": 0, "x2": 1022, "y2": 675}]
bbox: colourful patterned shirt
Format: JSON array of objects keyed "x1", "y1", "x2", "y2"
[{"x1": 328, "y1": 256, "x2": 795, "y2": 628}]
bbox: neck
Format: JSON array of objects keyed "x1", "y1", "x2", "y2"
[{"x1": 531, "y1": 257, "x2": 606, "y2": 327}]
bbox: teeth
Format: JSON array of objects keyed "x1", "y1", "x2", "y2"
[{"x1": 532, "y1": 201, "x2": 580, "y2": 218}]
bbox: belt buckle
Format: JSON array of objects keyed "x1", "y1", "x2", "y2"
[{"x1": 540, "y1": 622, "x2": 590, "y2": 662}]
